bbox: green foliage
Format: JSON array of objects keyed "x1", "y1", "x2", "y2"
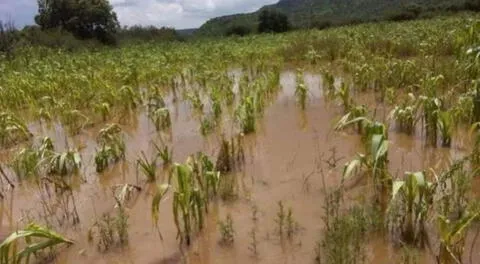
[
  {"x1": 0, "y1": 112, "x2": 31, "y2": 147},
  {"x1": 169, "y1": 153, "x2": 220, "y2": 245},
  {"x1": 295, "y1": 70, "x2": 307, "y2": 109},
  {"x1": 151, "y1": 183, "x2": 170, "y2": 239},
  {"x1": 236, "y1": 96, "x2": 256, "y2": 134},
  {"x1": 389, "y1": 171, "x2": 435, "y2": 245},
  {"x1": 0, "y1": 224, "x2": 73, "y2": 264},
  {"x1": 35, "y1": 0, "x2": 119, "y2": 44},
  {"x1": 0, "y1": 20, "x2": 17, "y2": 58},
  {"x1": 258, "y1": 9, "x2": 290, "y2": 34},
  {"x1": 95, "y1": 124, "x2": 125, "y2": 173},
  {"x1": 137, "y1": 152, "x2": 158, "y2": 182},
  {"x1": 197, "y1": 0, "x2": 467, "y2": 37}
]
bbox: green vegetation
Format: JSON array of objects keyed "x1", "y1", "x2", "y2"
[
  {"x1": 0, "y1": 224, "x2": 73, "y2": 264},
  {"x1": 3, "y1": 6, "x2": 480, "y2": 264},
  {"x1": 196, "y1": 0, "x2": 476, "y2": 37}
]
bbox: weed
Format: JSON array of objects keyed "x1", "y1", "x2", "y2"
[{"x1": 218, "y1": 214, "x2": 235, "y2": 245}]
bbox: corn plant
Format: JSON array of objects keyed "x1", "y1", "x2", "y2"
[
  {"x1": 438, "y1": 110, "x2": 454, "y2": 147},
  {"x1": 236, "y1": 96, "x2": 256, "y2": 134},
  {"x1": 0, "y1": 223, "x2": 73, "y2": 264},
  {"x1": 335, "y1": 115, "x2": 387, "y2": 145},
  {"x1": 343, "y1": 133, "x2": 390, "y2": 194},
  {"x1": 389, "y1": 171, "x2": 435, "y2": 246},
  {"x1": 154, "y1": 143, "x2": 172, "y2": 166},
  {"x1": 437, "y1": 208, "x2": 480, "y2": 264},
  {"x1": 169, "y1": 163, "x2": 205, "y2": 245},
  {"x1": 10, "y1": 136, "x2": 55, "y2": 179},
  {"x1": 322, "y1": 70, "x2": 336, "y2": 99},
  {"x1": 169, "y1": 153, "x2": 220, "y2": 245},
  {"x1": 149, "y1": 108, "x2": 171, "y2": 131},
  {"x1": 47, "y1": 149, "x2": 81, "y2": 176},
  {"x1": 119, "y1": 85, "x2": 141, "y2": 112},
  {"x1": 0, "y1": 112, "x2": 31, "y2": 146},
  {"x1": 95, "y1": 144, "x2": 125, "y2": 173},
  {"x1": 389, "y1": 94, "x2": 419, "y2": 134},
  {"x1": 137, "y1": 151, "x2": 158, "y2": 182},
  {"x1": 185, "y1": 90, "x2": 204, "y2": 112},
  {"x1": 295, "y1": 70, "x2": 307, "y2": 109},
  {"x1": 60, "y1": 109, "x2": 90, "y2": 135},
  {"x1": 335, "y1": 105, "x2": 368, "y2": 134},
  {"x1": 215, "y1": 136, "x2": 245, "y2": 173},
  {"x1": 200, "y1": 116, "x2": 216, "y2": 136},
  {"x1": 94, "y1": 102, "x2": 111, "y2": 122},
  {"x1": 95, "y1": 124, "x2": 125, "y2": 173},
  {"x1": 151, "y1": 184, "x2": 170, "y2": 240},
  {"x1": 11, "y1": 147, "x2": 40, "y2": 180},
  {"x1": 218, "y1": 214, "x2": 235, "y2": 245},
  {"x1": 336, "y1": 82, "x2": 352, "y2": 113}
]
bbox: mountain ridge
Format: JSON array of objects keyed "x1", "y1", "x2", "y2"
[{"x1": 195, "y1": 0, "x2": 467, "y2": 36}]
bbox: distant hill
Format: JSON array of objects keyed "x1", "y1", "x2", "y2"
[{"x1": 195, "y1": 0, "x2": 469, "y2": 36}]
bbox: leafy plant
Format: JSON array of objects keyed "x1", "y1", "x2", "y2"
[
  {"x1": 137, "y1": 152, "x2": 158, "y2": 182},
  {"x1": 47, "y1": 149, "x2": 82, "y2": 176},
  {"x1": 236, "y1": 96, "x2": 256, "y2": 134},
  {"x1": 0, "y1": 224, "x2": 73, "y2": 264},
  {"x1": 149, "y1": 108, "x2": 171, "y2": 131},
  {"x1": 0, "y1": 112, "x2": 31, "y2": 146},
  {"x1": 151, "y1": 184, "x2": 170, "y2": 240},
  {"x1": 295, "y1": 70, "x2": 307, "y2": 109},
  {"x1": 389, "y1": 171, "x2": 434, "y2": 246}
]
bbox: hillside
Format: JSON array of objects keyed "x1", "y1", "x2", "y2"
[{"x1": 195, "y1": 0, "x2": 468, "y2": 36}]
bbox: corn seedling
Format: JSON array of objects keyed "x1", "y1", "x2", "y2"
[
  {"x1": 149, "y1": 108, "x2": 171, "y2": 131},
  {"x1": 342, "y1": 133, "x2": 390, "y2": 195},
  {"x1": 336, "y1": 82, "x2": 352, "y2": 113},
  {"x1": 94, "y1": 102, "x2": 111, "y2": 122},
  {"x1": 154, "y1": 143, "x2": 172, "y2": 166},
  {"x1": 437, "y1": 208, "x2": 480, "y2": 264},
  {"x1": 216, "y1": 136, "x2": 245, "y2": 173},
  {"x1": 47, "y1": 150, "x2": 81, "y2": 176},
  {"x1": 137, "y1": 152, "x2": 158, "y2": 182},
  {"x1": 200, "y1": 116, "x2": 216, "y2": 136},
  {"x1": 95, "y1": 124, "x2": 126, "y2": 173},
  {"x1": 0, "y1": 223, "x2": 73, "y2": 264},
  {"x1": 218, "y1": 214, "x2": 235, "y2": 245},
  {"x1": 438, "y1": 110, "x2": 454, "y2": 147},
  {"x1": 169, "y1": 163, "x2": 205, "y2": 245},
  {"x1": 151, "y1": 184, "x2": 170, "y2": 240},
  {"x1": 388, "y1": 171, "x2": 435, "y2": 246},
  {"x1": 295, "y1": 70, "x2": 307, "y2": 109},
  {"x1": 0, "y1": 112, "x2": 31, "y2": 146},
  {"x1": 236, "y1": 96, "x2": 256, "y2": 134}
]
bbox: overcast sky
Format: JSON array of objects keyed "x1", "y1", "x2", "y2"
[{"x1": 0, "y1": 0, "x2": 278, "y2": 29}]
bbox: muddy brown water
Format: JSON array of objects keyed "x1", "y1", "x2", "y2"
[{"x1": 1, "y1": 70, "x2": 478, "y2": 264}]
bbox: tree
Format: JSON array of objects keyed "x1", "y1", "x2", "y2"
[
  {"x1": 258, "y1": 9, "x2": 290, "y2": 34},
  {"x1": 226, "y1": 25, "x2": 252, "y2": 37},
  {"x1": 35, "y1": 0, "x2": 119, "y2": 44},
  {"x1": 465, "y1": 0, "x2": 480, "y2": 11},
  {"x1": 0, "y1": 20, "x2": 17, "y2": 58}
]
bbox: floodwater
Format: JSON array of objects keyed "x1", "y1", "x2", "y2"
[{"x1": 0, "y1": 70, "x2": 478, "y2": 264}]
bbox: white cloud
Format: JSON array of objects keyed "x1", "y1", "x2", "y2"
[
  {"x1": 0, "y1": 0, "x2": 279, "y2": 29},
  {"x1": 111, "y1": 0, "x2": 279, "y2": 28}
]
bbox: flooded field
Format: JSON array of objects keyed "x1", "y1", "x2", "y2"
[
  {"x1": 1, "y1": 69, "x2": 478, "y2": 264},
  {"x1": 3, "y1": 14, "x2": 480, "y2": 264}
]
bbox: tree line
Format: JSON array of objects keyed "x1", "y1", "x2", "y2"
[{"x1": 0, "y1": 0, "x2": 182, "y2": 56}]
